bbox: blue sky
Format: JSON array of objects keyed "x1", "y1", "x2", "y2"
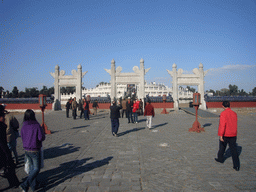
[{"x1": 1, "y1": 0, "x2": 256, "y2": 93}]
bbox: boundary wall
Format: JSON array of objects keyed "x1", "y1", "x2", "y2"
[
  {"x1": 2, "y1": 102, "x2": 255, "y2": 111},
  {"x1": 206, "y1": 102, "x2": 256, "y2": 108},
  {"x1": 3, "y1": 103, "x2": 53, "y2": 112}
]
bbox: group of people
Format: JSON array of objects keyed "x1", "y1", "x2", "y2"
[
  {"x1": 121, "y1": 97, "x2": 144, "y2": 123},
  {"x1": 65, "y1": 97, "x2": 99, "y2": 120},
  {"x1": 110, "y1": 97, "x2": 155, "y2": 136},
  {"x1": 0, "y1": 99, "x2": 240, "y2": 192},
  {"x1": 110, "y1": 99, "x2": 240, "y2": 171},
  {"x1": 0, "y1": 105, "x2": 45, "y2": 191}
]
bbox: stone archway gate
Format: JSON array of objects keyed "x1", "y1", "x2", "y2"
[
  {"x1": 104, "y1": 59, "x2": 150, "y2": 101},
  {"x1": 50, "y1": 64, "x2": 87, "y2": 110},
  {"x1": 167, "y1": 63, "x2": 209, "y2": 110}
]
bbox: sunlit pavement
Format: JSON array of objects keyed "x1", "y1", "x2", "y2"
[{"x1": 1, "y1": 109, "x2": 255, "y2": 192}]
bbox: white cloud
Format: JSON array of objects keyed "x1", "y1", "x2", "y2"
[{"x1": 208, "y1": 64, "x2": 256, "y2": 74}]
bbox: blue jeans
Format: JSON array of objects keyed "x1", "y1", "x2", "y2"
[
  {"x1": 84, "y1": 110, "x2": 89, "y2": 120},
  {"x1": 7, "y1": 139, "x2": 18, "y2": 162},
  {"x1": 127, "y1": 111, "x2": 133, "y2": 123},
  {"x1": 21, "y1": 151, "x2": 41, "y2": 191},
  {"x1": 133, "y1": 112, "x2": 138, "y2": 123}
]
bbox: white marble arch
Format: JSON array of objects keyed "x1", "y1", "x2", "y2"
[
  {"x1": 50, "y1": 64, "x2": 87, "y2": 110},
  {"x1": 104, "y1": 59, "x2": 150, "y2": 101},
  {"x1": 167, "y1": 63, "x2": 209, "y2": 110}
]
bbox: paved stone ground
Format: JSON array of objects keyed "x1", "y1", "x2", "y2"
[
  {"x1": 0, "y1": 108, "x2": 256, "y2": 192},
  {"x1": 180, "y1": 107, "x2": 220, "y2": 118}
]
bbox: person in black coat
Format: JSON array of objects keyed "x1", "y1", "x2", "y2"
[
  {"x1": 126, "y1": 97, "x2": 133, "y2": 123},
  {"x1": 79, "y1": 99, "x2": 84, "y2": 119},
  {"x1": 0, "y1": 111, "x2": 19, "y2": 189},
  {"x1": 65, "y1": 99, "x2": 71, "y2": 118},
  {"x1": 110, "y1": 100, "x2": 122, "y2": 137}
]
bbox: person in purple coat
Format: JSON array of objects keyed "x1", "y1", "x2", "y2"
[{"x1": 20, "y1": 109, "x2": 45, "y2": 192}]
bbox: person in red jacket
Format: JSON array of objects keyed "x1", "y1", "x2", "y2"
[
  {"x1": 132, "y1": 98, "x2": 140, "y2": 123},
  {"x1": 144, "y1": 100, "x2": 155, "y2": 129},
  {"x1": 215, "y1": 101, "x2": 240, "y2": 171}
]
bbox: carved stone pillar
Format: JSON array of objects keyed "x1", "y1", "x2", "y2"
[
  {"x1": 77, "y1": 64, "x2": 82, "y2": 101},
  {"x1": 139, "y1": 58, "x2": 145, "y2": 100},
  {"x1": 53, "y1": 65, "x2": 60, "y2": 110},
  {"x1": 198, "y1": 63, "x2": 206, "y2": 110},
  {"x1": 111, "y1": 59, "x2": 116, "y2": 102},
  {"x1": 172, "y1": 64, "x2": 179, "y2": 110}
]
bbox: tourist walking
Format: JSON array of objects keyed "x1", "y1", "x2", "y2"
[
  {"x1": 132, "y1": 98, "x2": 140, "y2": 123},
  {"x1": 215, "y1": 101, "x2": 240, "y2": 171},
  {"x1": 144, "y1": 100, "x2": 155, "y2": 129},
  {"x1": 126, "y1": 97, "x2": 133, "y2": 123},
  {"x1": 79, "y1": 99, "x2": 84, "y2": 119},
  {"x1": 65, "y1": 98, "x2": 72, "y2": 118},
  {"x1": 139, "y1": 99, "x2": 143, "y2": 115},
  {"x1": 121, "y1": 98, "x2": 127, "y2": 118},
  {"x1": 92, "y1": 100, "x2": 99, "y2": 115},
  {"x1": 20, "y1": 109, "x2": 45, "y2": 192},
  {"x1": 84, "y1": 99, "x2": 90, "y2": 120},
  {"x1": 0, "y1": 109, "x2": 20, "y2": 189},
  {"x1": 72, "y1": 97, "x2": 78, "y2": 119},
  {"x1": 110, "y1": 100, "x2": 122, "y2": 136},
  {"x1": 5, "y1": 110, "x2": 20, "y2": 165}
]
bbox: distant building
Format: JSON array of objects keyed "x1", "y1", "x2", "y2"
[{"x1": 60, "y1": 82, "x2": 193, "y2": 105}]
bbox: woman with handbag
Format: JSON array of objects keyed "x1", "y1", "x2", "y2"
[{"x1": 20, "y1": 109, "x2": 45, "y2": 192}]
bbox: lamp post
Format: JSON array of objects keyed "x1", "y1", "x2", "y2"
[
  {"x1": 161, "y1": 94, "x2": 168, "y2": 114},
  {"x1": 189, "y1": 93, "x2": 205, "y2": 133},
  {"x1": 39, "y1": 94, "x2": 51, "y2": 134}
]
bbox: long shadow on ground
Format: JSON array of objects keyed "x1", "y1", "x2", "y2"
[
  {"x1": 117, "y1": 127, "x2": 145, "y2": 137},
  {"x1": 89, "y1": 116, "x2": 106, "y2": 120},
  {"x1": 37, "y1": 156, "x2": 113, "y2": 191},
  {"x1": 138, "y1": 119, "x2": 146, "y2": 123},
  {"x1": 71, "y1": 125, "x2": 90, "y2": 129},
  {"x1": 44, "y1": 144, "x2": 80, "y2": 160},
  {"x1": 202, "y1": 123, "x2": 212, "y2": 127},
  {"x1": 151, "y1": 122, "x2": 168, "y2": 129},
  {"x1": 224, "y1": 144, "x2": 242, "y2": 161}
]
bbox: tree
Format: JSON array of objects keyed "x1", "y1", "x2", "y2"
[
  {"x1": 208, "y1": 89, "x2": 215, "y2": 96},
  {"x1": 24, "y1": 88, "x2": 30, "y2": 98},
  {"x1": 24, "y1": 87, "x2": 39, "y2": 97},
  {"x1": 0, "y1": 86, "x2": 4, "y2": 98},
  {"x1": 60, "y1": 87, "x2": 67, "y2": 94},
  {"x1": 252, "y1": 87, "x2": 256, "y2": 96},
  {"x1": 30, "y1": 87, "x2": 39, "y2": 97},
  {"x1": 66, "y1": 87, "x2": 75, "y2": 94},
  {"x1": 60, "y1": 87, "x2": 75, "y2": 94},
  {"x1": 18, "y1": 91, "x2": 26, "y2": 98},
  {"x1": 40, "y1": 86, "x2": 48, "y2": 95},
  {"x1": 221, "y1": 88, "x2": 229, "y2": 96},
  {"x1": 11, "y1": 86, "x2": 19, "y2": 98},
  {"x1": 238, "y1": 89, "x2": 248, "y2": 96},
  {"x1": 96, "y1": 82, "x2": 108, "y2": 87},
  {"x1": 228, "y1": 84, "x2": 238, "y2": 96},
  {"x1": 47, "y1": 87, "x2": 54, "y2": 97},
  {"x1": 215, "y1": 90, "x2": 221, "y2": 96},
  {"x1": 186, "y1": 86, "x2": 196, "y2": 93}
]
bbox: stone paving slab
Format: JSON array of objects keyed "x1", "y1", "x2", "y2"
[
  {"x1": 0, "y1": 109, "x2": 255, "y2": 192},
  {"x1": 181, "y1": 107, "x2": 220, "y2": 118}
]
